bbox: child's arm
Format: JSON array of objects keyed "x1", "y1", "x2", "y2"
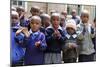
[
  {"x1": 56, "y1": 30, "x2": 66, "y2": 43},
  {"x1": 46, "y1": 29, "x2": 56, "y2": 42},
  {"x1": 15, "y1": 27, "x2": 30, "y2": 47},
  {"x1": 15, "y1": 33, "x2": 26, "y2": 47}
]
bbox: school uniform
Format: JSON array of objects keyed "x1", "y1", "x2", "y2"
[
  {"x1": 77, "y1": 22, "x2": 95, "y2": 62},
  {"x1": 15, "y1": 30, "x2": 47, "y2": 65},
  {"x1": 72, "y1": 16, "x2": 80, "y2": 25},
  {"x1": 45, "y1": 25, "x2": 66, "y2": 64},
  {"x1": 20, "y1": 19, "x2": 29, "y2": 27},
  {"x1": 11, "y1": 24, "x2": 25, "y2": 66},
  {"x1": 63, "y1": 32, "x2": 78, "y2": 63}
]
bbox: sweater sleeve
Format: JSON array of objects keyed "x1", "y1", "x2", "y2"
[
  {"x1": 45, "y1": 29, "x2": 56, "y2": 42},
  {"x1": 39, "y1": 33, "x2": 47, "y2": 51},
  {"x1": 15, "y1": 33, "x2": 28, "y2": 47},
  {"x1": 57, "y1": 30, "x2": 66, "y2": 44}
]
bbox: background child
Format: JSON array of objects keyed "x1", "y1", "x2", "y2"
[
  {"x1": 45, "y1": 13, "x2": 66, "y2": 64},
  {"x1": 11, "y1": 11, "x2": 25, "y2": 66},
  {"x1": 29, "y1": 6, "x2": 40, "y2": 17},
  {"x1": 15, "y1": 16, "x2": 47, "y2": 65},
  {"x1": 40, "y1": 13, "x2": 51, "y2": 34},
  {"x1": 60, "y1": 15, "x2": 67, "y2": 34},
  {"x1": 63, "y1": 19, "x2": 78, "y2": 63},
  {"x1": 71, "y1": 9, "x2": 80, "y2": 25},
  {"x1": 28, "y1": 6, "x2": 40, "y2": 30},
  {"x1": 16, "y1": 6, "x2": 29, "y2": 27},
  {"x1": 60, "y1": 15, "x2": 66, "y2": 29},
  {"x1": 61, "y1": 11, "x2": 67, "y2": 20},
  {"x1": 77, "y1": 10, "x2": 95, "y2": 62},
  {"x1": 40, "y1": 13, "x2": 51, "y2": 28}
]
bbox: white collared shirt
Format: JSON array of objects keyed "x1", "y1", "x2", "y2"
[{"x1": 66, "y1": 33, "x2": 77, "y2": 39}]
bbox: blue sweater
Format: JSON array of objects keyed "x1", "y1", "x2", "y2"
[
  {"x1": 20, "y1": 19, "x2": 30, "y2": 27},
  {"x1": 45, "y1": 26, "x2": 66, "y2": 53},
  {"x1": 15, "y1": 30, "x2": 47, "y2": 65},
  {"x1": 11, "y1": 26, "x2": 25, "y2": 64}
]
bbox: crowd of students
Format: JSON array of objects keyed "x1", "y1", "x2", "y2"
[{"x1": 11, "y1": 6, "x2": 96, "y2": 66}]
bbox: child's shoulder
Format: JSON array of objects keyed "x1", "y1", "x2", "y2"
[
  {"x1": 46, "y1": 25, "x2": 53, "y2": 30},
  {"x1": 46, "y1": 26, "x2": 54, "y2": 32},
  {"x1": 39, "y1": 31, "x2": 45, "y2": 37}
]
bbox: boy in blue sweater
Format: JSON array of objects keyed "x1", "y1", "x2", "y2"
[
  {"x1": 45, "y1": 13, "x2": 66, "y2": 64},
  {"x1": 15, "y1": 16, "x2": 47, "y2": 65},
  {"x1": 11, "y1": 11, "x2": 25, "y2": 66}
]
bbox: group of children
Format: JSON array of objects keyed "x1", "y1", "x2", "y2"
[{"x1": 11, "y1": 6, "x2": 96, "y2": 66}]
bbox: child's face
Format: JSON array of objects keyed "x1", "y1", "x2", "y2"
[
  {"x1": 81, "y1": 14, "x2": 89, "y2": 23},
  {"x1": 17, "y1": 8, "x2": 24, "y2": 16},
  {"x1": 72, "y1": 12, "x2": 76, "y2": 17},
  {"x1": 67, "y1": 27, "x2": 75, "y2": 35},
  {"x1": 43, "y1": 17, "x2": 50, "y2": 28},
  {"x1": 11, "y1": 15, "x2": 19, "y2": 24},
  {"x1": 30, "y1": 19, "x2": 41, "y2": 32},
  {"x1": 60, "y1": 17, "x2": 65, "y2": 27},
  {"x1": 30, "y1": 8, "x2": 40, "y2": 16},
  {"x1": 51, "y1": 16, "x2": 60, "y2": 29}
]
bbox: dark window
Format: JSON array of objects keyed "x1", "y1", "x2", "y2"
[
  {"x1": 13, "y1": 1, "x2": 17, "y2": 5},
  {"x1": 18, "y1": 1, "x2": 22, "y2": 6}
]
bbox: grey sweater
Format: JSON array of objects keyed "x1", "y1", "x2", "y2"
[{"x1": 77, "y1": 22, "x2": 95, "y2": 55}]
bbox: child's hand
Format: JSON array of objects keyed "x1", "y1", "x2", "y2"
[
  {"x1": 56, "y1": 30, "x2": 61, "y2": 38},
  {"x1": 35, "y1": 41, "x2": 41, "y2": 47},
  {"x1": 68, "y1": 43, "x2": 73, "y2": 49},
  {"x1": 22, "y1": 27, "x2": 30, "y2": 37},
  {"x1": 16, "y1": 27, "x2": 24, "y2": 35},
  {"x1": 68, "y1": 43, "x2": 76, "y2": 49},
  {"x1": 53, "y1": 30, "x2": 61, "y2": 38}
]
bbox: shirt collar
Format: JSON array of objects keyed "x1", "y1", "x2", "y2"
[
  {"x1": 46, "y1": 25, "x2": 63, "y2": 30},
  {"x1": 29, "y1": 29, "x2": 40, "y2": 35},
  {"x1": 66, "y1": 33, "x2": 77, "y2": 39}
]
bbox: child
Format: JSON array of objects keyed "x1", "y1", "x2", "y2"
[
  {"x1": 45, "y1": 13, "x2": 66, "y2": 64},
  {"x1": 77, "y1": 10, "x2": 95, "y2": 62},
  {"x1": 60, "y1": 15, "x2": 67, "y2": 35},
  {"x1": 11, "y1": 11, "x2": 25, "y2": 66},
  {"x1": 71, "y1": 9, "x2": 80, "y2": 25},
  {"x1": 16, "y1": 6, "x2": 29, "y2": 27},
  {"x1": 28, "y1": 6, "x2": 40, "y2": 30},
  {"x1": 15, "y1": 16, "x2": 47, "y2": 65},
  {"x1": 60, "y1": 15, "x2": 66, "y2": 29},
  {"x1": 39, "y1": 13, "x2": 51, "y2": 34},
  {"x1": 61, "y1": 11, "x2": 67, "y2": 20},
  {"x1": 29, "y1": 6, "x2": 40, "y2": 18},
  {"x1": 40, "y1": 13, "x2": 50, "y2": 28},
  {"x1": 62, "y1": 19, "x2": 78, "y2": 63}
]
